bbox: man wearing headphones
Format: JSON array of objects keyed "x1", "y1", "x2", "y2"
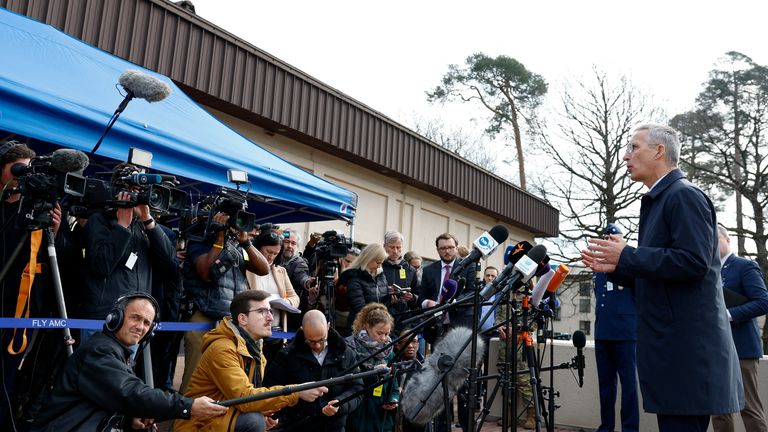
[{"x1": 32, "y1": 294, "x2": 227, "y2": 431}]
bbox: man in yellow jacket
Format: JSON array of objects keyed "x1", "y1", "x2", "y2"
[{"x1": 175, "y1": 290, "x2": 328, "y2": 432}]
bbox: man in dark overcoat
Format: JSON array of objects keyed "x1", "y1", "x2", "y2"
[{"x1": 582, "y1": 124, "x2": 744, "y2": 432}]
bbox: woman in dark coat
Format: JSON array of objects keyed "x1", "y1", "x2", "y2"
[{"x1": 342, "y1": 243, "x2": 390, "y2": 327}]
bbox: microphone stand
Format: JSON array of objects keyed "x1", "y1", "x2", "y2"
[
  {"x1": 91, "y1": 90, "x2": 134, "y2": 154},
  {"x1": 44, "y1": 227, "x2": 73, "y2": 356},
  {"x1": 407, "y1": 275, "x2": 515, "y2": 429},
  {"x1": 465, "y1": 261, "x2": 482, "y2": 432}
]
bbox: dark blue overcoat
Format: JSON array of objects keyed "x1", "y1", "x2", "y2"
[{"x1": 610, "y1": 169, "x2": 744, "y2": 415}]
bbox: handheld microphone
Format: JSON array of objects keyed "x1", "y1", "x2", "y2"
[
  {"x1": 479, "y1": 244, "x2": 547, "y2": 300},
  {"x1": 118, "y1": 70, "x2": 171, "y2": 102},
  {"x1": 572, "y1": 330, "x2": 586, "y2": 388},
  {"x1": 503, "y1": 240, "x2": 533, "y2": 265},
  {"x1": 439, "y1": 279, "x2": 458, "y2": 304},
  {"x1": 476, "y1": 241, "x2": 531, "y2": 300},
  {"x1": 530, "y1": 266, "x2": 555, "y2": 306},
  {"x1": 451, "y1": 225, "x2": 509, "y2": 277},
  {"x1": 401, "y1": 327, "x2": 485, "y2": 424}
]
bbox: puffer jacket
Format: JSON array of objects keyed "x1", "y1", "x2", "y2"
[
  {"x1": 183, "y1": 238, "x2": 250, "y2": 320},
  {"x1": 344, "y1": 268, "x2": 390, "y2": 327},
  {"x1": 173, "y1": 317, "x2": 299, "y2": 432},
  {"x1": 32, "y1": 330, "x2": 192, "y2": 432}
]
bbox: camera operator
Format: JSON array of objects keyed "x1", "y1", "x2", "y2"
[
  {"x1": 0, "y1": 141, "x2": 64, "y2": 428},
  {"x1": 80, "y1": 163, "x2": 176, "y2": 345},
  {"x1": 180, "y1": 211, "x2": 269, "y2": 393}
]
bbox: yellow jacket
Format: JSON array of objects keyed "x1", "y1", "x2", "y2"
[{"x1": 173, "y1": 317, "x2": 299, "y2": 432}]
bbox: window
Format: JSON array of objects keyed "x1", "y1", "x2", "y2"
[
  {"x1": 579, "y1": 320, "x2": 591, "y2": 335},
  {"x1": 579, "y1": 298, "x2": 591, "y2": 313},
  {"x1": 578, "y1": 280, "x2": 592, "y2": 297}
]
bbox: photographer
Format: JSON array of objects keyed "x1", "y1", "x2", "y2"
[
  {"x1": 81, "y1": 163, "x2": 176, "y2": 344},
  {"x1": 180, "y1": 211, "x2": 269, "y2": 393}
]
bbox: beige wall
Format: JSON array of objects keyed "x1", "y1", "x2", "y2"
[{"x1": 207, "y1": 107, "x2": 534, "y2": 269}]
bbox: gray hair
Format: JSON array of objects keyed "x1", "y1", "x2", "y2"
[
  {"x1": 635, "y1": 124, "x2": 680, "y2": 166},
  {"x1": 282, "y1": 227, "x2": 302, "y2": 245},
  {"x1": 383, "y1": 230, "x2": 404, "y2": 245}
]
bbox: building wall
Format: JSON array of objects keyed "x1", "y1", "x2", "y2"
[{"x1": 208, "y1": 107, "x2": 533, "y2": 267}]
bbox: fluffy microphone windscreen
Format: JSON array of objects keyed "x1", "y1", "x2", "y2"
[
  {"x1": 50, "y1": 149, "x2": 89, "y2": 173},
  {"x1": 401, "y1": 327, "x2": 485, "y2": 424},
  {"x1": 118, "y1": 70, "x2": 171, "y2": 102}
]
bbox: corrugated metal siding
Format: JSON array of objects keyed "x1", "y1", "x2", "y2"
[{"x1": 1, "y1": 0, "x2": 559, "y2": 236}]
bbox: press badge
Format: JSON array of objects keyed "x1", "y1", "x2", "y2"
[
  {"x1": 606, "y1": 281, "x2": 614, "y2": 292},
  {"x1": 125, "y1": 252, "x2": 139, "y2": 270},
  {"x1": 399, "y1": 268, "x2": 406, "y2": 279},
  {"x1": 372, "y1": 385, "x2": 383, "y2": 397}
]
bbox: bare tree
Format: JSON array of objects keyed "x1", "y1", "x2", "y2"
[{"x1": 532, "y1": 68, "x2": 662, "y2": 263}]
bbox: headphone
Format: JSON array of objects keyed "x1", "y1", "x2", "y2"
[
  {"x1": 105, "y1": 293, "x2": 160, "y2": 342},
  {"x1": 0, "y1": 140, "x2": 21, "y2": 161}
]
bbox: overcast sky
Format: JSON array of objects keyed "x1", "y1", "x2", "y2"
[
  {"x1": 190, "y1": 0, "x2": 767, "y2": 125},
  {"x1": 188, "y1": 0, "x2": 764, "y2": 241}
]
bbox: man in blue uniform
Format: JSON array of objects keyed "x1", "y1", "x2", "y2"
[{"x1": 593, "y1": 223, "x2": 639, "y2": 432}]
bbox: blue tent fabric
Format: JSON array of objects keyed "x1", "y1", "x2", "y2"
[{"x1": 0, "y1": 7, "x2": 356, "y2": 222}]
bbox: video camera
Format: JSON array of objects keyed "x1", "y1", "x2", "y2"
[
  {"x1": 74, "y1": 148, "x2": 187, "y2": 216},
  {"x1": 315, "y1": 229, "x2": 353, "y2": 259},
  {"x1": 12, "y1": 149, "x2": 88, "y2": 230},
  {"x1": 180, "y1": 169, "x2": 256, "y2": 242}
]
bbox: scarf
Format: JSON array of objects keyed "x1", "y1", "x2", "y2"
[
  {"x1": 236, "y1": 325, "x2": 262, "y2": 387},
  {"x1": 352, "y1": 329, "x2": 392, "y2": 370}
]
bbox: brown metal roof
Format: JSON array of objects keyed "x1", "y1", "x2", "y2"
[{"x1": 1, "y1": 0, "x2": 559, "y2": 236}]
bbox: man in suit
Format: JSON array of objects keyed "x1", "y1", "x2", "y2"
[
  {"x1": 594, "y1": 224, "x2": 639, "y2": 432},
  {"x1": 418, "y1": 232, "x2": 476, "y2": 432},
  {"x1": 712, "y1": 225, "x2": 768, "y2": 432},
  {"x1": 582, "y1": 124, "x2": 743, "y2": 432},
  {"x1": 419, "y1": 232, "x2": 476, "y2": 329}
]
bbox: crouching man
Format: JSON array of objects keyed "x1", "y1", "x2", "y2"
[
  {"x1": 174, "y1": 290, "x2": 328, "y2": 432},
  {"x1": 32, "y1": 293, "x2": 227, "y2": 431}
]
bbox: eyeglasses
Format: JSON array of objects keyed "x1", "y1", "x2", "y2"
[
  {"x1": 305, "y1": 337, "x2": 327, "y2": 346},
  {"x1": 247, "y1": 308, "x2": 274, "y2": 318},
  {"x1": 438, "y1": 246, "x2": 456, "y2": 251}
]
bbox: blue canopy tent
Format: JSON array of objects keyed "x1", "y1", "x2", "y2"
[{"x1": 0, "y1": 7, "x2": 357, "y2": 223}]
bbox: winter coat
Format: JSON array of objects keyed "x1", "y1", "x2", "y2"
[
  {"x1": 83, "y1": 211, "x2": 176, "y2": 319},
  {"x1": 183, "y1": 238, "x2": 250, "y2": 320},
  {"x1": 345, "y1": 268, "x2": 390, "y2": 327},
  {"x1": 264, "y1": 327, "x2": 363, "y2": 431},
  {"x1": 32, "y1": 330, "x2": 192, "y2": 432},
  {"x1": 173, "y1": 318, "x2": 299, "y2": 432},
  {"x1": 345, "y1": 333, "x2": 400, "y2": 432}
]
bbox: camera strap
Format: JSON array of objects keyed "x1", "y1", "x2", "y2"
[{"x1": 7, "y1": 229, "x2": 42, "y2": 355}]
